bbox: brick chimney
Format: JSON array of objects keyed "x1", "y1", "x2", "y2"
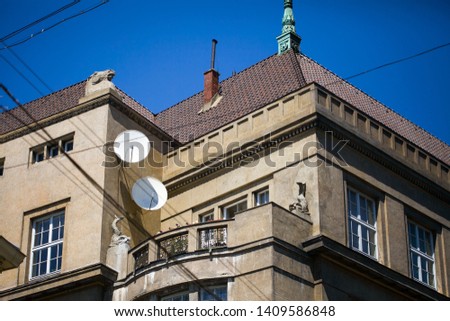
[{"x1": 204, "y1": 39, "x2": 220, "y2": 104}]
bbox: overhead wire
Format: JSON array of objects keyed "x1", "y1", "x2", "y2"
[
  {"x1": 0, "y1": 85, "x2": 232, "y2": 300},
  {"x1": 0, "y1": 1, "x2": 80, "y2": 43},
  {"x1": 1, "y1": 43, "x2": 53, "y2": 94},
  {"x1": 0, "y1": 54, "x2": 46, "y2": 96},
  {"x1": 322, "y1": 41, "x2": 450, "y2": 87},
  {"x1": 0, "y1": 0, "x2": 110, "y2": 51},
  {"x1": 2, "y1": 4, "x2": 448, "y2": 299}
]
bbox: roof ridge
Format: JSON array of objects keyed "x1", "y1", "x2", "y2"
[
  {"x1": 299, "y1": 53, "x2": 450, "y2": 149},
  {"x1": 115, "y1": 85, "x2": 154, "y2": 115}
]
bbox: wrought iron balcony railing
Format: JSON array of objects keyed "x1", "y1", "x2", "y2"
[
  {"x1": 158, "y1": 233, "x2": 188, "y2": 260},
  {"x1": 199, "y1": 227, "x2": 227, "y2": 250}
]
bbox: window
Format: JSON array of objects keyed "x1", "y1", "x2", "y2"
[
  {"x1": 347, "y1": 188, "x2": 377, "y2": 258},
  {"x1": 63, "y1": 139, "x2": 74, "y2": 152},
  {"x1": 161, "y1": 291, "x2": 189, "y2": 301},
  {"x1": 48, "y1": 144, "x2": 59, "y2": 158},
  {"x1": 0, "y1": 158, "x2": 4, "y2": 176},
  {"x1": 255, "y1": 189, "x2": 269, "y2": 206},
  {"x1": 33, "y1": 148, "x2": 45, "y2": 164},
  {"x1": 199, "y1": 285, "x2": 227, "y2": 301},
  {"x1": 407, "y1": 221, "x2": 435, "y2": 288},
  {"x1": 30, "y1": 211, "x2": 65, "y2": 279},
  {"x1": 222, "y1": 199, "x2": 247, "y2": 219},
  {"x1": 199, "y1": 211, "x2": 214, "y2": 223},
  {"x1": 30, "y1": 134, "x2": 74, "y2": 165}
]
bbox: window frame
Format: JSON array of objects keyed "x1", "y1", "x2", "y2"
[
  {"x1": 63, "y1": 138, "x2": 74, "y2": 152},
  {"x1": 161, "y1": 291, "x2": 190, "y2": 301},
  {"x1": 32, "y1": 148, "x2": 45, "y2": 164},
  {"x1": 347, "y1": 187, "x2": 378, "y2": 259},
  {"x1": 48, "y1": 144, "x2": 59, "y2": 158},
  {"x1": 30, "y1": 134, "x2": 74, "y2": 165},
  {"x1": 199, "y1": 211, "x2": 214, "y2": 223},
  {"x1": 199, "y1": 284, "x2": 227, "y2": 301},
  {"x1": 407, "y1": 221, "x2": 436, "y2": 288},
  {"x1": 221, "y1": 198, "x2": 247, "y2": 220},
  {"x1": 254, "y1": 188, "x2": 269, "y2": 206},
  {"x1": 29, "y1": 210, "x2": 65, "y2": 280}
]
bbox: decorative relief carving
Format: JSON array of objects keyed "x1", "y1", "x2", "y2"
[
  {"x1": 110, "y1": 215, "x2": 130, "y2": 247},
  {"x1": 289, "y1": 182, "x2": 309, "y2": 214},
  {"x1": 85, "y1": 69, "x2": 116, "y2": 96}
]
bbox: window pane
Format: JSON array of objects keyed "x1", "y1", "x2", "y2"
[
  {"x1": 347, "y1": 189, "x2": 377, "y2": 258},
  {"x1": 200, "y1": 212, "x2": 214, "y2": 223},
  {"x1": 348, "y1": 190, "x2": 358, "y2": 217},
  {"x1": 42, "y1": 231, "x2": 49, "y2": 244},
  {"x1": 200, "y1": 286, "x2": 227, "y2": 301},
  {"x1": 408, "y1": 221, "x2": 435, "y2": 287},
  {"x1": 30, "y1": 212, "x2": 65, "y2": 278},
  {"x1": 360, "y1": 198, "x2": 367, "y2": 222},
  {"x1": 64, "y1": 140, "x2": 74, "y2": 152},
  {"x1": 34, "y1": 233, "x2": 42, "y2": 247},
  {"x1": 256, "y1": 190, "x2": 269, "y2": 206}
]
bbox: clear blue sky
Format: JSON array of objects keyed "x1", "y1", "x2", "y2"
[{"x1": 1, "y1": 0, "x2": 449, "y2": 144}]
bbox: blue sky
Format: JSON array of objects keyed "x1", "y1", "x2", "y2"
[{"x1": 1, "y1": 0, "x2": 449, "y2": 144}]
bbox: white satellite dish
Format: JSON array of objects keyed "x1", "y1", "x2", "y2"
[
  {"x1": 131, "y1": 177, "x2": 168, "y2": 210},
  {"x1": 114, "y1": 130, "x2": 150, "y2": 163}
]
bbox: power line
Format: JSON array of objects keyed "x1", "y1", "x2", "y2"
[
  {"x1": 1, "y1": 43, "x2": 53, "y2": 94},
  {"x1": 0, "y1": 1, "x2": 80, "y2": 42},
  {"x1": 0, "y1": 54, "x2": 46, "y2": 96},
  {"x1": 0, "y1": 0, "x2": 109, "y2": 51},
  {"x1": 324, "y1": 42, "x2": 450, "y2": 87},
  {"x1": 0, "y1": 84, "x2": 235, "y2": 301}
]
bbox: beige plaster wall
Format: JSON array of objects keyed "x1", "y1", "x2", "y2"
[{"x1": 0, "y1": 105, "x2": 110, "y2": 290}]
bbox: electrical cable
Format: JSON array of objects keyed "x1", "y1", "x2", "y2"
[
  {"x1": 0, "y1": 1, "x2": 80, "y2": 42},
  {"x1": 1, "y1": 42, "x2": 53, "y2": 93},
  {"x1": 323, "y1": 42, "x2": 450, "y2": 87},
  {"x1": 0, "y1": 1, "x2": 109, "y2": 51},
  {"x1": 0, "y1": 85, "x2": 233, "y2": 300}
]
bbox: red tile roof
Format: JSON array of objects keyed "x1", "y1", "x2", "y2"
[
  {"x1": 156, "y1": 51, "x2": 306, "y2": 143},
  {"x1": 297, "y1": 54, "x2": 450, "y2": 165},
  {"x1": 1, "y1": 50, "x2": 448, "y2": 166},
  {"x1": 156, "y1": 50, "x2": 450, "y2": 165},
  {"x1": 0, "y1": 81, "x2": 154, "y2": 136}
]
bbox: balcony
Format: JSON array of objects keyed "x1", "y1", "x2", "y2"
[
  {"x1": 128, "y1": 203, "x2": 312, "y2": 275},
  {"x1": 120, "y1": 203, "x2": 314, "y2": 300}
]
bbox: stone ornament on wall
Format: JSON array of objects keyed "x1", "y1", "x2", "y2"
[
  {"x1": 85, "y1": 69, "x2": 116, "y2": 96},
  {"x1": 289, "y1": 182, "x2": 309, "y2": 215},
  {"x1": 110, "y1": 215, "x2": 130, "y2": 247}
]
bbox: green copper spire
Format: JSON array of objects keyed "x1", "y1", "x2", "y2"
[{"x1": 277, "y1": 0, "x2": 301, "y2": 55}]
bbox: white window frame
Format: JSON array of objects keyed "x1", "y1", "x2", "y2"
[
  {"x1": 199, "y1": 211, "x2": 214, "y2": 223},
  {"x1": 30, "y1": 135, "x2": 74, "y2": 165},
  {"x1": 48, "y1": 144, "x2": 59, "y2": 158},
  {"x1": 63, "y1": 139, "x2": 74, "y2": 152},
  {"x1": 407, "y1": 221, "x2": 436, "y2": 288},
  {"x1": 347, "y1": 187, "x2": 377, "y2": 259},
  {"x1": 29, "y1": 211, "x2": 65, "y2": 279},
  {"x1": 199, "y1": 285, "x2": 227, "y2": 301},
  {"x1": 222, "y1": 199, "x2": 247, "y2": 220},
  {"x1": 255, "y1": 188, "x2": 269, "y2": 206}
]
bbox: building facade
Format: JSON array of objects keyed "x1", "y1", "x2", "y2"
[{"x1": 0, "y1": 1, "x2": 449, "y2": 300}]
